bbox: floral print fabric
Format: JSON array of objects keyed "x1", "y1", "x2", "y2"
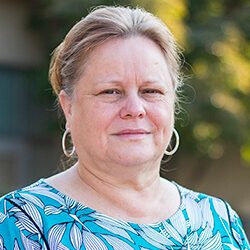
[{"x1": 0, "y1": 179, "x2": 249, "y2": 249}]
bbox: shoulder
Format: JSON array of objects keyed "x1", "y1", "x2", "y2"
[
  {"x1": 175, "y1": 182, "x2": 250, "y2": 248},
  {"x1": 175, "y1": 182, "x2": 228, "y2": 213},
  {"x1": 0, "y1": 180, "x2": 50, "y2": 248},
  {"x1": 0, "y1": 179, "x2": 66, "y2": 208},
  {"x1": 175, "y1": 182, "x2": 237, "y2": 223}
]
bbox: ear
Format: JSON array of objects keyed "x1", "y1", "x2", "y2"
[{"x1": 59, "y1": 90, "x2": 72, "y2": 129}]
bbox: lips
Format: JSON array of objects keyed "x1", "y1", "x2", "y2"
[
  {"x1": 112, "y1": 129, "x2": 151, "y2": 140},
  {"x1": 114, "y1": 129, "x2": 150, "y2": 135}
]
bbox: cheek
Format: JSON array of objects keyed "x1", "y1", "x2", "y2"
[
  {"x1": 150, "y1": 103, "x2": 175, "y2": 130},
  {"x1": 76, "y1": 103, "x2": 117, "y2": 134}
]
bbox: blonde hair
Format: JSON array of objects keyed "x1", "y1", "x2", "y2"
[{"x1": 49, "y1": 5, "x2": 182, "y2": 98}]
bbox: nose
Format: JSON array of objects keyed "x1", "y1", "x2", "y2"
[{"x1": 119, "y1": 93, "x2": 146, "y2": 119}]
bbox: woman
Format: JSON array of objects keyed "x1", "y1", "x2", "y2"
[{"x1": 0, "y1": 6, "x2": 249, "y2": 250}]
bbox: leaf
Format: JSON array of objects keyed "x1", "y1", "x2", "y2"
[
  {"x1": 48, "y1": 224, "x2": 67, "y2": 250},
  {"x1": 102, "y1": 235, "x2": 134, "y2": 250},
  {"x1": 30, "y1": 188, "x2": 65, "y2": 205},
  {"x1": 199, "y1": 198, "x2": 214, "y2": 229},
  {"x1": 198, "y1": 224, "x2": 213, "y2": 244},
  {"x1": 76, "y1": 203, "x2": 87, "y2": 211},
  {"x1": 21, "y1": 231, "x2": 41, "y2": 250},
  {"x1": 95, "y1": 220, "x2": 132, "y2": 242},
  {"x1": 162, "y1": 221, "x2": 183, "y2": 244},
  {"x1": 0, "y1": 235, "x2": 4, "y2": 250},
  {"x1": 212, "y1": 198, "x2": 228, "y2": 222},
  {"x1": 70, "y1": 224, "x2": 82, "y2": 250},
  {"x1": 137, "y1": 230, "x2": 169, "y2": 249},
  {"x1": 22, "y1": 203, "x2": 43, "y2": 230},
  {"x1": 0, "y1": 213, "x2": 6, "y2": 224},
  {"x1": 8, "y1": 198, "x2": 25, "y2": 208},
  {"x1": 15, "y1": 212, "x2": 39, "y2": 234},
  {"x1": 223, "y1": 243, "x2": 239, "y2": 250},
  {"x1": 14, "y1": 239, "x2": 21, "y2": 250},
  {"x1": 140, "y1": 225, "x2": 169, "y2": 245},
  {"x1": 169, "y1": 209, "x2": 188, "y2": 237},
  {"x1": 44, "y1": 205, "x2": 62, "y2": 216},
  {"x1": 58, "y1": 243, "x2": 70, "y2": 250},
  {"x1": 201, "y1": 232, "x2": 223, "y2": 250},
  {"x1": 19, "y1": 193, "x2": 45, "y2": 209},
  {"x1": 185, "y1": 197, "x2": 202, "y2": 231},
  {"x1": 91, "y1": 213, "x2": 137, "y2": 233},
  {"x1": 187, "y1": 231, "x2": 198, "y2": 246},
  {"x1": 65, "y1": 196, "x2": 77, "y2": 210},
  {"x1": 82, "y1": 231, "x2": 108, "y2": 250},
  {"x1": 232, "y1": 228, "x2": 243, "y2": 246}
]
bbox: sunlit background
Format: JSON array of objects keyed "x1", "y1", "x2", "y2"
[{"x1": 0, "y1": 0, "x2": 249, "y2": 236}]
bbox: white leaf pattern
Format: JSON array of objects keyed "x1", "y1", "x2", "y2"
[
  {"x1": 0, "y1": 213, "x2": 6, "y2": 224},
  {"x1": 138, "y1": 230, "x2": 169, "y2": 249},
  {"x1": 199, "y1": 198, "x2": 214, "y2": 229},
  {"x1": 213, "y1": 198, "x2": 228, "y2": 222},
  {"x1": 76, "y1": 203, "x2": 87, "y2": 210},
  {"x1": 19, "y1": 193, "x2": 44, "y2": 209},
  {"x1": 20, "y1": 231, "x2": 41, "y2": 250},
  {"x1": 70, "y1": 224, "x2": 82, "y2": 250},
  {"x1": 0, "y1": 236, "x2": 4, "y2": 250},
  {"x1": 223, "y1": 243, "x2": 240, "y2": 249},
  {"x1": 30, "y1": 188, "x2": 65, "y2": 205},
  {"x1": 58, "y1": 243, "x2": 70, "y2": 250},
  {"x1": 48, "y1": 224, "x2": 67, "y2": 250},
  {"x1": 102, "y1": 235, "x2": 135, "y2": 250},
  {"x1": 162, "y1": 221, "x2": 183, "y2": 243},
  {"x1": 198, "y1": 224, "x2": 213, "y2": 243},
  {"x1": 82, "y1": 231, "x2": 108, "y2": 250},
  {"x1": 187, "y1": 231, "x2": 198, "y2": 246},
  {"x1": 201, "y1": 232, "x2": 223, "y2": 250},
  {"x1": 0, "y1": 180, "x2": 249, "y2": 249},
  {"x1": 22, "y1": 203, "x2": 43, "y2": 230},
  {"x1": 185, "y1": 197, "x2": 202, "y2": 231},
  {"x1": 169, "y1": 209, "x2": 187, "y2": 237},
  {"x1": 140, "y1": 225, "x2": 169, "y2": 245},
  {"x1": 65, "y1": 197, "x2": 77, "y2": 209},
  {"x1": 14, "y1": 240, "x2": 21, "y2": 250},
  {"x1": 95, "y1": 220, "x2": 132, "y2": 242},
  {"x1": 44, "y1": 205, "x2": 62, "y2": 215},
  {"x1": 91, "y1": 213, "x2": 137, "y2": 233},
  {"x1": 15, "y1": 212, "x2": 39, "y2": 234}
]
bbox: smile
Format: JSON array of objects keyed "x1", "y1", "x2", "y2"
[{"x1": 113, "y1": 129, "x2": 151, "y2": 139}]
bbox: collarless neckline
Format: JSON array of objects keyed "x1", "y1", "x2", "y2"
[{"x1": 35, "y1": 178, "x2": 186, "y2": 227}]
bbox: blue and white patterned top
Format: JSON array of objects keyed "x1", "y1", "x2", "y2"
[{"x1": 0, "y1": 179, "x2": 249, "y2": 249}]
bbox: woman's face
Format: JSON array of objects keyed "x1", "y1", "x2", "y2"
[{"x1": 60, "y1": 36, "x2": 175, "y2": 168}]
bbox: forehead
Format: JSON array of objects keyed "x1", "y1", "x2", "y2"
[
  {"x1": 78, "y1": 36, "x2": 170, "y2": 81},
  {"x1": 89, "y1": 36, "x2": 165, "y2": 63}
]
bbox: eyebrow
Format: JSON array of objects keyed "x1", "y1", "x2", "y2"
[{"x1": 94, "y1": 78, "x2": 167, "y2": 86}]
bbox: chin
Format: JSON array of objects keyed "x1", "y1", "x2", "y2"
[{"x1": 112, "y1": 151, "x2": 159, "y2": 167}]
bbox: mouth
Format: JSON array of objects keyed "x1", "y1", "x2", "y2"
[{"x1": 112, "y1": 129, "x2": 151, "y2": 139}]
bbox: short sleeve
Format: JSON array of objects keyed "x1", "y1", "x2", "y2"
[
  {"x1": 0, "y1": 196, "x2": 25, "y2": 249},
  {"x1": 225, "y1": 201, "x2": 250, "y2": 250},
  {"x1": 0, "y1": 195, "x2": 45, "y2": 249}
]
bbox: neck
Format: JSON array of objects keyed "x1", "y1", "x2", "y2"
[
  {"x1": 74, "y1": 158, "x2": 162, "y2": 192},
  {"x1": 46, "y1": 159, "x2": 179, "y2": 224}
]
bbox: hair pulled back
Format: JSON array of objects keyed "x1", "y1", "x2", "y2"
[{"x1": 49, "y1": 6, "x2": 182, "y2": 99}]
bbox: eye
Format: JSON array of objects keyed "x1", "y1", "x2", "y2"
[
  {"x1": 141, "y1": 88, "x2": 164, "y2": 95},
  {"x1": 98, "y1": 89, "x2": 121, "y2": 95}
]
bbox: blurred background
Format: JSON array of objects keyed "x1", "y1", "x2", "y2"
[{"x1": 0, "y1": 0, "x2": 249, "y2": 237}]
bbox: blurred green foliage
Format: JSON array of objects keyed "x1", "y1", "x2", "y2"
[{"x1": 27, "y1": 0, "x2": 250, "y2": 165}]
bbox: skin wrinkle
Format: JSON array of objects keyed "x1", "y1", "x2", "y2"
[{"x1": 48, "y1": 36, "x2": 180, "y2": 224}]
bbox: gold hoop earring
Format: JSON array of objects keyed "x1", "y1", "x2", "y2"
[
  {"x1": 165, "y1": 128, "x2": 180, "y2": 156},
  {"x1": 62, "y1": 128, "x2": 75, "y2": 157}
]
